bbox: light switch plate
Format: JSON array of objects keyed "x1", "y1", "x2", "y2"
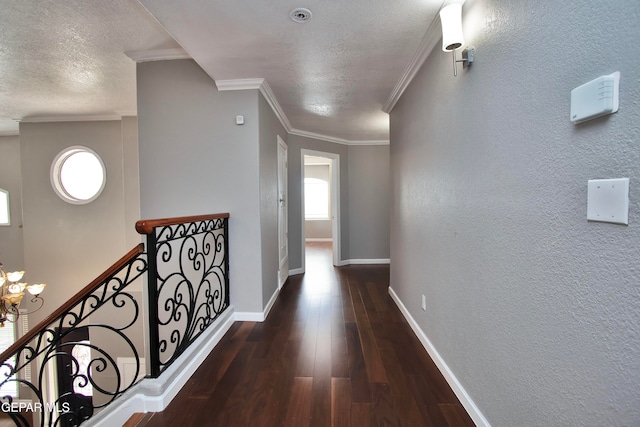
[{"x1": 587, "y1": 178, "x2": 629, "y2": 225}]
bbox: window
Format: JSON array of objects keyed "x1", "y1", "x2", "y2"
[
  {"x1": 0, "y1": 189, "x2": 9, "y2": 226},
  {"x1": 51, "y1": 146, "x2": 106, "y2": 204},
  {"x1": 304, "y1": 178, "x2": 330, "y2": 219}
]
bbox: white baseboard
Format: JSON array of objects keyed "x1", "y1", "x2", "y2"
[
  {"x1": 336, "y1": 259, "x2": 391, "y2": 266},
  {"x1": 87, "y1": 308, "x2": 236, "y2": 426},
  {"x1": 305, "y1": 238, "x2": 333, "y2": 242},
  {"x1": 387, "y1": 287, "x2": 490, "y2": 427},
  {"x1": 234, "y1": 286, "x2": 280, "y2": 322},
  {"x1": 289, "y1": 267, "x2": 304, "y2": 275},
  {"x1": 347, "y1": 258, "x2": 390, "y2": 265}
]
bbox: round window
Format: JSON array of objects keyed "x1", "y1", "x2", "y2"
[{"x1": 51, "y1": 146, "x2": 106, "y2": 204}]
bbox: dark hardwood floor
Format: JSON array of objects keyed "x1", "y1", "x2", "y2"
[{"x1": 143, "y1": 242, "x2": 474, "y2": 426}]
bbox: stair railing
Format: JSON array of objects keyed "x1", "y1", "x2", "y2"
[
  {"x1": 136, "y1": 213, "x2": 230, "y2": 377},
  {"x1": 0, "y1": 213, "x2": 230, "y2": 427}
]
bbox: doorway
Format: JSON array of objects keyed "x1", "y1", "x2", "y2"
[{"x1": 300, "y1": 149, "x2": 340, "y2": 269}]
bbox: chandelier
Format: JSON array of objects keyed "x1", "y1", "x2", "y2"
[{"x1": 0, "y1": 262, "x2": 46, "y2": 326}]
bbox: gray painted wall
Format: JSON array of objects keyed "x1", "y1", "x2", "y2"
[
  {"x1": 288, "y1": 134, "x2": 391, "y2": 269},
  {"x1": 389, "y1": 0, "x2": 640, "y2": 425},
  {"x1": 20, "y1": 121, "x2": 130, "y2": 325},
  {"x1": 0, "y1": 136, "x2": 25, "y2": 270},
  {"x1": 258, "y1": 93, "x2": 286, "y2": 307},
  {"x1": 348, "y1": 145, "x2": 390, "y2": 260},
  {"x1": 137, "y1": 59, "x2": 265, "y2": 313},
  {"x1": 122, "y1": 116, "x2": 142, "y2": 248}
]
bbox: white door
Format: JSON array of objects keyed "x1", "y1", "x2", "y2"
[{"x1": 277, "y1": 136, "x2": 289, "y2": 288}]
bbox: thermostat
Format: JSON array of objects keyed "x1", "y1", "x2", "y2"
[{"x1": 570, "y1": 72, "x2": 620, "y2": 124}]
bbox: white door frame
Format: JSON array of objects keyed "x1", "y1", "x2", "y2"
[
  {"x1": 277, "y1": 136, "x2": 289, "y2": 289},
  {"x1": 301, "y1": 149, "x2": 341, "y2": 268}
]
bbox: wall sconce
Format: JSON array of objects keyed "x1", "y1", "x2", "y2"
[{"x1": 440, "y1": 3, "x2": 474, "y2": 76}]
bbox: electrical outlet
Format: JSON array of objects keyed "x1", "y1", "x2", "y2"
[{"x1": 421, "y1": 294, "x2": 426, "y2": 311}]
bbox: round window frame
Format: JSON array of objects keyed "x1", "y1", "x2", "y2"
[{"x1": 50, "y1": 146, "x2": 107, "y2": 205}]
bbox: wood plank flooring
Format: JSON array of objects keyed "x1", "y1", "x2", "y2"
[{"x1": 144, "y1": 243, "x2": 474, "y2": 426}]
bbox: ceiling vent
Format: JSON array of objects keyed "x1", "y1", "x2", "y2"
[{"x1": 290, "y1": 8, "x2": 312, "y2": 23}]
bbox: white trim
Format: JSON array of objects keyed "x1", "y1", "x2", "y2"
[
  {"x1": 233, "y1": 312, "x2": 265, "y2": 322},
  {"x1": 383, "y1": 0, "x2": 467, "y2": 113},
  {"x1": 0, "y1": 130, "x2": 19, "y2": 136},
  {"x1": 289, "y1": 267, "x2": 305, "y2": 275},
  {"x1": 290, "y1": 128, "x2": 389, "y2": 146},
  {"x1": 305, "y1": 238, "x2": 333, "y2": 242},
  {"x1": 234, "y1": 286, "x2": 280, "y2": 322},
  {"x1": 259, "y1": 81, "x2": 293, "y2": 132},
  {"x1": 21, "y1": 114, "x2": 122, "y2": 123},
  {"x1": 124, "y1": 48, "x2": 191, "y2": 63},
  {"x1": 87, "y1": 308, "x2": 235, "y2": 427},
  {"x1": 344, "y1": 259, "x2": 390, "y2": 265},
  {"x1": 387, "y1": 287, "x2": 491, "y2": 427},
  {"x1": 215, "y1": 78, "x2": 293, "y2": 132},
  {"x1": 214, "y1": 79, "x2": 389, "y2": 146},
  {"x1": 215, "y1": 78, "x2": 264, "y2": 91}
]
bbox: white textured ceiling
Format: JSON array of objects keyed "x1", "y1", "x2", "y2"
[
  {"x1": 139, "y1": 0, "x2": 445, "y2": 142},
  {"x1": 0, "y1": 0, "x2": 447, "y2": 141},
  {"x1": 0, "y1": 0, "x2": 179, "y2": 134}
]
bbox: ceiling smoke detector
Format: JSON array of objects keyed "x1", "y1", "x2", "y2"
[{"x1": 290, "y1": 8, "x2": 312, "y2": 23}]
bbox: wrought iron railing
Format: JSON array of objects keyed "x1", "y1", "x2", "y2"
[
  {"x1": 0, "y1": 213, "x2": 230, "y2": 426},
  {"x1": 136, "y1": 213, "x2": 230, "y2": 377}
]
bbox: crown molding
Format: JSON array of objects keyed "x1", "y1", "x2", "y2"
[
  {"x1": 383, "y1": 14, "x2": 442, "y2": 113},
  {"x1": 215, "y1": 78, "x2": 264, "y2": 91},
  {"x1": 20, "y1": 114, "x2": 123, "y2": 123},
  {"x1": 215, "y1": 78, "x2": 293, "y2": 132},
  {"x1": 383, "y1": 0, "x2": 465, "y2": 113},
  {"x1": 215, "y1": 79, "x2": 389, "y2": 146},
  {"x1": 124, "y1": 48, "x2": 191, "y2": 63},
  {"x1": 289, "y1": 128, "x2": 389, "y2": 146},
  {"x1": 257, "y1": 80, "x2": 293, "y2": 132}
]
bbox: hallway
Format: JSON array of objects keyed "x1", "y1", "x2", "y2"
[{"x1": 141, "y1": 243, "x2": 474, "y2": 426}]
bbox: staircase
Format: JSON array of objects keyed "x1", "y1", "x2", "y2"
[{"x1": 0, "y1": 214, "x2": 230, "y2": 427}]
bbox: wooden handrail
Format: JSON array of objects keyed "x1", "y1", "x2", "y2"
[
  {"x1": 135, "y1": 213, "x2": 230, "y2": 235},
  {"x1": 0, "y1": 243, "x2": 145, "y2": 365}
]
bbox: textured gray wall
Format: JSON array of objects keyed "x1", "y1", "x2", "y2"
[
  {"x1": 390, "y1": 0, "x2": 640, "y2": 426},
  {"x1": 258, "y1": 93, "x2": 286, "y2": 306},
  {"x1": 20, "y1": 121, "x2": 129, "y2": 325},
  {"x1": 0, "y1": 136, "x2": 24, "y2": 270},
  {"x1": 122, "y1": 117, "x2": 142, "y2": 249},
  {"x1": 348, "y1": 145, "x2": 390, "y2": 260},
  {"x1": 137, "y1": 59, "x2": 265, "y2": 313}
]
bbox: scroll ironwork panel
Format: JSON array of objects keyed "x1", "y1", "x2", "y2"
[
  {"x1": 143, "y1": 216, "x2": 229, "y2": 377},
  {"x1": 0, "y1": 245, "x2": 147, "y2": 427}
]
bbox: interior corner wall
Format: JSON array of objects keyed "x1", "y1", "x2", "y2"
[
  {"x1": 20, "y1": 121, "x2": 129, "y2": 325},
  {"x1": 347, "y1": 145, "x2": 390, "y2": 260},
  {"x1": 258, "y1": 92, "x2": 286, "y2": 307},
  {"x1": 0, "y1": 136, "x2": 25, "y2": 270},
  {"x1": 136, "y1": 59, "x2": 264, "y2": 314},
  {"x1": 389, "y1": 0, "x2": 640, "y2": 426}
]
